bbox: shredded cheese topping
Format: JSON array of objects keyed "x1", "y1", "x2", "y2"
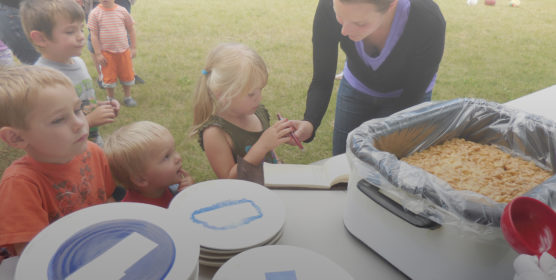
[{"x1": 401, "y1": 138, "x2": 553, "y2": 203}]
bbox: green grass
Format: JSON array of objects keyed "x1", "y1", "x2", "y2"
[{"x1": 2, "y1": 0, "x2": 556, "y2": 182}]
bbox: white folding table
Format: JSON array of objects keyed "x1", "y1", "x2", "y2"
[
  {"x1": 1, "y1": 85, "x2": 554, "y2": 280},
  {"x1": 199, "y1": 84, "x2": 556, "y2": 280}
]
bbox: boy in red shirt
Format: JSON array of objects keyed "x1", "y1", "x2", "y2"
[{"x1": 0, "y1": 65, "x2": 116, "y2": 258}]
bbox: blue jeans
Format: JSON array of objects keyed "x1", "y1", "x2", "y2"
[
  {"x1": 0, "y1": 4, "x2": 40, "y2": 64},
  {"x1": 332, "y1": 78, "x2": 432, "y2": 155}
]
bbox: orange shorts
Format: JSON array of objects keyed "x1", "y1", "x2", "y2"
[{"x1": 101, "y1": 49, "x2": 135, "y2": 88}]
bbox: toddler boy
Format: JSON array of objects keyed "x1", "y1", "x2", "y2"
[
  {"x1": 0, "y1": 65, "x2": 116, "y2": 257},
  {"x1": 81, "y1": 0, "x2": 145, "y2": 88},
  {"x1": 88, "y1": 0, "x2": 138, "y2": 106},
  {"x1": 20, "y1": 0, "x2": 120, "y2": 147},
  {"x1": 104, "y1": 121, "x2": 194, "y2": 208}
]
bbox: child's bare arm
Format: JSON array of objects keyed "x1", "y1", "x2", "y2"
[
  {"x1": 243, "y1": 119, "x2": 291, "y2": 164},
  {"x1": 203, "y1": 127, "x2": 239, "y2": 179},
  {"x1": 203, "y1": 120, "x2": 291, "y2": 179},
  {"x1": 125, "y1": 15, "x2": 136, "y2": 58},
  {"x1": 96, "y1": 99, "x2": 120, "y2": 117},
  {"x1": 85, "y1": 104, "x2": 117, "y2": 127},
  {"x1": 104, "y1": 98, "x2": 120, "y2": 116},
  {"x1": 90, "y1": 31, "x2": 106, "y2": 66}
]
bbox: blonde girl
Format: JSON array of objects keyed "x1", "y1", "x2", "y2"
[{"x1": 190, "y1": 43, "x2": 293, "y2": 179}]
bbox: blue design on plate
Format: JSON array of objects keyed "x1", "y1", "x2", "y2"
[
  {"x1": 191, "y1": 198, "x2": 263, "y2": 230},
  {"x1": 47, "y1": 219, "x2": 175, "y2": 280}
]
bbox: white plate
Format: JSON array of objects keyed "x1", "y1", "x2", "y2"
[
  {"x1": 169, "y1": 179, "x2": 286, "y2": 251},
  {"x1": 200, "y1": 226, "x2": 284, "y2": 260},
  {"x1": 213, "y1": 245, "x2": 354, "y2": 280},
  {"x1": 15, "y1": 203, "x2": 199, "y2": 280},
  {"x1": 199, "y1": 257, "x2": 227, "y2": 268},
  {"x1": 200, "y1": 224, "x2": 284, "y2": 255},
  {"x1": 199, "y1": 229, "x2": 284, "y2": 268}
]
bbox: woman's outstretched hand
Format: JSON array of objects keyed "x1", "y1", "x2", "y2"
[{"x1": 290, "y1": 120, "x2": 314, "y2": 143}]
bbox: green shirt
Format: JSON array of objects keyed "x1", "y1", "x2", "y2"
[{"x1": 198, "y1": 105, "x2": 278, "y2": 163}]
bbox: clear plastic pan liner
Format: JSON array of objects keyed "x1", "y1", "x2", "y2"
[{"x1": 347, "y1": 98, "x2": 556, "y2": 236}]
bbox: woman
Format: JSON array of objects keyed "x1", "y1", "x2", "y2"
[{"x1": 293, "y1": 0, "x2": 445, "y2": 155}]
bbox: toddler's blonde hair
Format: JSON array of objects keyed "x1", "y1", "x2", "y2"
[
  {"x1": 0, "y1": 65, "x2": 73, "y2": 129},
  {"x1": 190, "y1": 42, "x2": 268, "y2": 137},
  {"x1": 104, "y1": 121, "x2": 171, "y2": 190}
]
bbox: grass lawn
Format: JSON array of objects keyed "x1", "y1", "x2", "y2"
[{"x1": 1, "y1": 0, "x2": 555, "y2": 182}]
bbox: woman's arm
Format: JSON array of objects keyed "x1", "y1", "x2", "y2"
[{"x1": 302, "y1": 0, "x2": 342, "y2": 142}]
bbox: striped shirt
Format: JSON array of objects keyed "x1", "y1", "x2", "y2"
[{"x1": 88, "y1": 4, "x2": 134, "y2": 53}]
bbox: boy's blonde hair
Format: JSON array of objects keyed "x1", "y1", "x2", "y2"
[
  {"x1": 0, "y1": 65, "x2": 73, "y2": 129},
  {"x1": 20, "y1": 0, "x2": 85, "y2": 50},
  {"x1": 104, "y1": 121, "x2": 171, "y2": 190},
  {"x1": 190, "y1": 42, "x2": 268, "y2": 137}
]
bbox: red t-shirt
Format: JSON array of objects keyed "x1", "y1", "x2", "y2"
[
  {"x1": 0, "y1": 142, "x2": 115, "y2": 253},
  {"x1": 122, "y1": 188, "x2": 174, "y2": 208}
]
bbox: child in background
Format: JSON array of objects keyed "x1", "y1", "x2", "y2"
[
  {"x1": 88, "y1": 0, "x2": 137, "y2": 107},
  {"x1": 0, "y1": 65, "x2": 116, "y2": 257},
  {"x1": 20, "y1": 0, "x2": 120, "y2": 147},
  {"x1": 104, "y1": 121, "x2": 194, "y2": 208},
  {"x1": 81, "y1": 0, "x2": 144, "y2": 88},
  {"x1": 189, "y1": 42, "x2": 293, "y2": 179}
]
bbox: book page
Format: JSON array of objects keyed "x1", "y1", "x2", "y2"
[
  {"x1": 263, "y1": 154, "x2": 350, "y2": 189},
  {"x1": 323, "y1": 154, "x2": 350, "y2": 186},
  {"x1": 263, "y1": 164, "x2": 330, "y2": 188}
]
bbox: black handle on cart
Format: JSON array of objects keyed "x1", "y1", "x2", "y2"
[{"x1": 357, "y1": 179, "x2": 440, "y2": 229}]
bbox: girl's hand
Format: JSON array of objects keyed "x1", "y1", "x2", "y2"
[
  {"x1": 177, "y1": 169, "x2": 194, "y2": 192},
  {"x1": 86, "y1": 104, "x2": 116, "y2": 127},
  {"x1": 258, "y1": 118, "x2": 293, "y2": 151},
  {"x1": 290, "y1": 120, "x2": 314, "y2": 142}
]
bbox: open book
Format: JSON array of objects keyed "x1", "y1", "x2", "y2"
[{"x1": 263, "y1": 154, "x2": 350, "y2": 189}]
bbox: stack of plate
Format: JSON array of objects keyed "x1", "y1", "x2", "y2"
[
  {"x1": 15, "y1": 203, "x2": 200, "y2": 280},
  {"x1": 213, "y1": 245, "x2": 354, "y2": 279},
  {"x1": 169, "y1": 179, "x2": 286, "y2": 267}
]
